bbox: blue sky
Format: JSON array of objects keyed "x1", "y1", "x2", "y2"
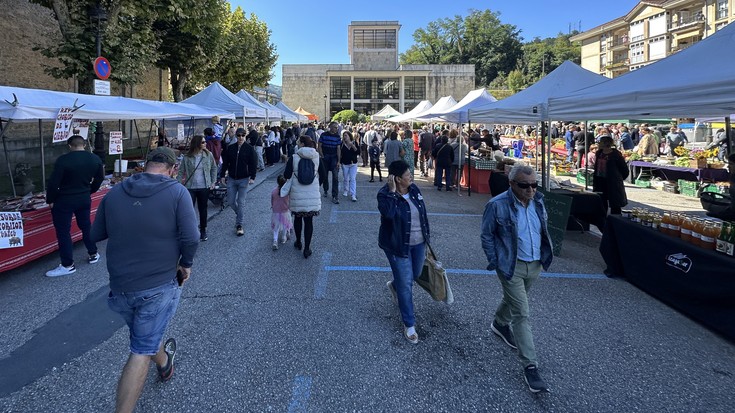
[{"x1": 233, "y1": 0, "x2": 640, "y2": 86}]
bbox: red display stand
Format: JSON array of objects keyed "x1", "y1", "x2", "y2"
[
  {"x1": 461, "y1": 165, "x2": 492, "y2": 194},
  {"x1": 0, "y1": 188, "x2": 109, "y2": 273}
]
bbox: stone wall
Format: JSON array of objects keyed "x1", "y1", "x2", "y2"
[
  {"x1": 282, "y1": 65, "x2": 335, "y2": 122},
  {"x1": 352, "y1": 50, "x2": 398, "y2": 71},
  {"x1": 405, "y1": 64, "x2": 476, "y2": 102}
]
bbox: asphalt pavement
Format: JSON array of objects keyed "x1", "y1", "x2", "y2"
[{"x1": 1, "y1": 163, "x2": 733, "y2": 412}]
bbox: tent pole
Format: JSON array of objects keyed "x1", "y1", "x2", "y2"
[
  {"x1": 133, "y1": 120, "x2": 142, "y2": 149},
  {"x1": 467, "y1": 120, "x2": 471, "y2": 196},
  {"x1": 39, "y1": 120, "x2": 46, "y2": 193},
  {"x1": 543, "y1": 121, "x2": 550, "y2": 190},
  {"x1": 1, "y1": 119, "x2": 17, "y2": 197},
  {"x1": 145, "y1": 120, "x2": 156, "y2": 159},
  {"x1": 584, "y1": 120, "x2": 590, "y2": 191},
  {"x1": 726, "y1": 116, "x2": 733, "y2": 213}
]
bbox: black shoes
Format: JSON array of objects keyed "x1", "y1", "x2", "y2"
[
  {"x1": 303, "y1": 249, "x2": 312, "y2": 259},
  {"x1": 523, "y1": 365, "x2": 550, "y2": 393},
  {"x1": 294, "y1": 240, "x2": 302, "y2": 250},
  {"x1": 158, "y1": 338, "x2": 177, "y2": 382},
  {"x1": 491, "y1": 321, "x2": 517, "y2": 349},
  {"x1": 369, "y1": 179, "x2": 375, "y2": 182},
  {"x1": 332, "y1": 196, "x2": 339, "y2": 204},
  {"x1": 200, "y1": 228, "x2": 208, "y2": 241},
  {"x1": 236, "y1": 225, "x2": 244, "y2": 236}
]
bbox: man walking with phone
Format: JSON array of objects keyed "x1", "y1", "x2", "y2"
[{"x1": 92, "y1": 147, "x2": 199, "y2": 413}]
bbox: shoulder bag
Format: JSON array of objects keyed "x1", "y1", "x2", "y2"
[{"x1": 416, "y1": 242, "x2": 454, "y2": 304}]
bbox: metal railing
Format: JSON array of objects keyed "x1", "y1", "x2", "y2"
[{"x1": 669, "y1": 14, "x2": 705, "y2": 30}]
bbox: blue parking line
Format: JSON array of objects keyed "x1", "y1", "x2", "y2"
[
  {"x1": 324, "y1": 265, "x2": 607, "y2": 280},
  {"x1": 287, "y1": 375, "x2": 312, "y2": 413},
  {"x1": 314, "y1": 252, "x2": 332, "y2": 299}
]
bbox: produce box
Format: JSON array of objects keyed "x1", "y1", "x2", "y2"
[
  {"x1": 677, "y1": 179, "x2": 699, "y2": 192},
  {"x1": 681, "y1": 187, "x2": 698, "y2": 197},
  {"x1": 701, "y1": 183, "x2": 730, "y2": 195},
  {"x1": 635, "y1": 179, "x2": 652, "y2": 188},
  {"x1": 576, "y1": 170, "x2": 592, "y2": 185},
  {"x1": 470, "y1": 158, "x2": 497, "y2": 170},
  {"x1": 663, "y1": 181, "x2": 679, "y2": 194},
  {"x1": 688, "y1": 158, "x2": 707, "y2": 169}
]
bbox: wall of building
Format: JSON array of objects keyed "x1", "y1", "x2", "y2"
[
  {"x1": 352, "y1": 50, "x2": 397, "y2": 71},
  {"x1": 282, "y1": 65, "x2": 336, "y2": 121},
  {"x1": 403, "y1": 65, "x2": 475, "y2": 102}
]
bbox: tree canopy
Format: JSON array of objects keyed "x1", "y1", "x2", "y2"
[
  {"x1": 400, "y1": 9, "x2": 581, "y2": 91},
  {"x1": 31, "y1": 0, "x2": 277, "y2": 100}
]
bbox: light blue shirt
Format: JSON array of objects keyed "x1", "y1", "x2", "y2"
[{"x1": 511, "y1": 191, "x2": 541, "y2": 262}]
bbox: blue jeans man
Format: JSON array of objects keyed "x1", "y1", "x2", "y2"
[{"x1": 226, "y1": 177, "x2": 250, "y2": 234}]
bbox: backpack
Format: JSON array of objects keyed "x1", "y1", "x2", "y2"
[{"x1": 295, "y1": 156, "x2": 316, "y2": 185}]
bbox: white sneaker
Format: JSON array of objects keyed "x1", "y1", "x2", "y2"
[
  {"x1": 46, "y1": 264, "x2": 76, "y2": 277},
  {"x1": 343, "y1": 191, "x2": 348, "y2": 197},
  {"x1": 87, "y1": 253, "x2": 100, "y2": 264},
  {"x1": 351, "y1": 196, "x2": 357, "y2": 202}
]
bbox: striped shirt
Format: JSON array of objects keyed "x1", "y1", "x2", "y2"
[{"x1": 319, "y1": 132, "x2": 342, "y2": 156}]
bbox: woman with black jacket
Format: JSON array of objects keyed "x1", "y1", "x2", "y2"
[
  {"x1": 592, "y1": 136, "x2": 629, "y2": 215},
  {"x1": 432, "y1": 136, "x2": 454, "y2": 191}
]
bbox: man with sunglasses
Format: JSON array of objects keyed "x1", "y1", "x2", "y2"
[{"x1": 481, "y1": 164, "x2": 553, "y2": 393}]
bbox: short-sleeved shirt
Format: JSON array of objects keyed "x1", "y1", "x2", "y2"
[{"x1": 319, "y1": 132, "x2": 341, "y2": 156}]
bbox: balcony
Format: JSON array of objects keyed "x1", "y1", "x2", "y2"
[
  {"x1": 605, "y1": 58, "x2": 630, "y2": 71},
  {"x1": 670, "y1": 42, "x2": 695, "y2": 53},
  {"x1": 608, "y1": 36, "x2": 629, "y2": 50},
  {"x1": 669, "y1": 14, "x2": 705, "y2": 32}
]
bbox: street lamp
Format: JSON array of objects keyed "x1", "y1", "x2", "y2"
[
  {"x1": 89, "y1": 1, "x2": 108, "y2": 163},
  {"x1": 324, "y1": 93, "x2": 328, "y2": 122}
]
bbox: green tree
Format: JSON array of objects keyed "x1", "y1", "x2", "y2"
[
  {"x1": 520, "y1": 32, "x2": 580, "y2": 84},
  {"x1": 199, "y1": 7, "x2": 277, "y2": 93},
  {"x1": 399, "y1": 9, "x2": 523, "y2": 87},
  {"x1": 31, "y1": 0, "x2": 159, "y2": 93},
  {"x1": 153, "y1": 0, "x2": 229, "y2": 101},
  {"x1": 506, "y1": 69, "x2": 525, "y2": 93}
]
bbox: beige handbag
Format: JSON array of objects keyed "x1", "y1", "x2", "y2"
[{"x1": 416, "y1": 243, "x2": 454, "y2": 304}]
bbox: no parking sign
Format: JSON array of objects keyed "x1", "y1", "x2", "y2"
[{"x1": 94, "y1": 57, "x2": 111, "y2": 80}]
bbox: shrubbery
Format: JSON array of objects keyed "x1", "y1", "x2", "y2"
[{"x1": 332, "y1": 109, "x2": 359, "y2": 124}]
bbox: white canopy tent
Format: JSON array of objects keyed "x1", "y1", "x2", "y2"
[
  {"x1": 469, "y1": 61, "x2": 609, "y2": 124},
  {"x1": 371, "y1": 104, "x2": 402, "y2": 121},
  {"x1": 235, "y1": 90, "x2": 290, "y2": 122},
  {"x1": 0, "y1": 85, "x2": 235, "y2": 121},
  {"x1": 276, "y1": 101, "x2": 308, "y2": 122},
  {"x1": 548, "y1": 22, "x2": 735, "y2": 119},
  {"x1": 412, "y1": 96, "x2": 458, "y2": 122},
  {"x1": 429, "y1": 88, "x2": 497, "y2": 124},
  {"x1": 387, "y1": 100, "x2": 433, "y2": 123},
  {"x1": 182, "y1": 82, "x2": 266, "y2": 119}
]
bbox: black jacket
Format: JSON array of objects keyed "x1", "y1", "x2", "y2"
[
  {"x1": 432, "y1": 142, "x2": 454, "y2": 168},
  {"x1": 592, "y1": 149, "x2": 629, "y2": 209},
  {"x1": 46, "y1": 151, "x2": 104, "y2": 203},
  {"x1": 220, "y1": 141, "x2": 257, "y2": 180},
  {"x1": 341, "y1": 143, "x2": 360, "y2": 165}
]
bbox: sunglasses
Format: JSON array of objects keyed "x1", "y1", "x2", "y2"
[
  {"x1": 236, "y1": 134, "x2": 245, "y2": 137},
  {"x1": 513, "y1": 181, "x2": 538, "y2": 189}
]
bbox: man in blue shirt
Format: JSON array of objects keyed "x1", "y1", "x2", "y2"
[
  {"x1": 318, "y1": 121, "x2": 342, "y2": 204},
  {"x1": 481, "y1": 164, "x2": 553, "y2": 393}
]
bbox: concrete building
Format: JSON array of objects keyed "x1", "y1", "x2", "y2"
[
  {"x1": 572, "y1": 0, "x2": 734, "y2": 78},
  {"x1": 282, "y1": 21, "x2": 475, "y2": 121}
]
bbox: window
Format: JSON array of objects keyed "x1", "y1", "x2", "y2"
[
  {"x1": 716, "y1": 0, "x2": 728, "y2": 19},
  {"x1": 649, "y1": 13, "x2": 667, "y2": 37},
  {"x1": 600, "y1": 54, "x2": 608, "y2": 67},
  {"x1": 403, "y1": 77, "x2": 426, "y2": 100},
  {"x1": 648, "y1": 36, "x2": 667, "y2": 60},
  {"x1": 353, "y1": 29, "x2": 397, "y2": 49},
  {"x1": 630, "y1": 21, "x2": 644, "y2": 42},
  {"x1": 630, "y1": 42, "x2": 645, "y2": 64},
  {"x1": 329, "y1": 77, "x2": 351, "y2": 100},
  {"x1": 353, "y1": 77, "x2": 399, "y2": 99},
  {"x1": 600, "y1": 34, "x2": 607, "y2": 52}
]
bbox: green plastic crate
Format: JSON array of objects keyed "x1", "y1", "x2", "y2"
[{"x1": 635, "y1": 179, "x2": 652, "y2": 188}]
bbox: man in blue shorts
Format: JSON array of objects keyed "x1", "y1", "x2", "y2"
[{"x1": 92, "y1": 147, "x2": 199, "y2": 413}]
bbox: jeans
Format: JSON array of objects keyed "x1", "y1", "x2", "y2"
[
  {"x1": 434, "y1": 165, "x2": 452, "y2": 189},
  {"x1": 255, "y1": 146, "x2": 265, "y2": 170},
  {"x1": 341, "y1": 163, "x2": 357, "y2": 197},
  {"x1": 566, "y1": 147, "x2": 574, "y2": 163},
  {"x1": 322, "y1": 155, "x2": 339, "y2": 198},
  {"x1": 51, "y1": 195, "x2": 96, "y2": 267},
  {"x1": 188, "y1": 188, "x2": 209, "y2": 230},
  {"x1": 419, "y1": 150, "x2": 431, "y2": 174},
  {"x1": 385, "y1": 242, "x2": 426, "y2": 328},
  {"x1": 495, "y1": 260, "x2": 541, "y2": 368},
  {"x1": 226, "y1": 178, "x2": 249, "y2": 226},
  {"x1": 108, "y1": 279, "x2": 181, "y2": 356}
]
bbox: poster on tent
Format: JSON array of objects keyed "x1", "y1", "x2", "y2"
[
  {"x1": 177, "y1": 124, "x2": 185, "y2": 141},
  {"x1": 52, "y1": 107, "x2": 74, "y2": 143},
  {"x1": 109, "y1": 131, "x2": 123, "y2": 155},
  {"x1": 0, "y1": 212, "x2": 24, "y2": 249},
  {"x1": 70, "y1": 119, "x2": 90, "y2": 140}
]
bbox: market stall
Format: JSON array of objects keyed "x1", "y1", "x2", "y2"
[
  {"x1": 628, "y1": 160, "x2": 729, "y2": 184},
  {"x1": 600, "y1": 215, "x2": 735, "y2": 343}
]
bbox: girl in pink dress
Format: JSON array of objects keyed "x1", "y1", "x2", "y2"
[{"x1": 271, "y1": 175, "x2": 293, "y2": 250}]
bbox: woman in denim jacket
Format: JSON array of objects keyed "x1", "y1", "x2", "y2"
[{"x1": 378, "y1": 160, "x2": 430, "y2": 344}]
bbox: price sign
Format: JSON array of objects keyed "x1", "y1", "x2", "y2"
[
  {"x1": 177, "y1": 124, "x2": 185, "y2": 140},
  {"x1": 52, "y1": 107, "x2": 74, "y2": 143},
  {"x1": 0, "y1": 212, "x2": 24, "y2": 249},
  {"x1": 109, "y1": 131, "x2": 123, "y2": 155}
]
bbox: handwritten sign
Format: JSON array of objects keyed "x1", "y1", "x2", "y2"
[
  {"x1": 177, "y1": 124, "x2": 185, "y2": 140},
  {"x1": 52, "y1": 107, "x2": 74, "y2": 143},
  {"x1": 0, "y1": 212, "x2": 24, "y2": 249},
  {"x1": 109, "y1": 131, "x2": 123, "y2": 155},
  {"x1": 540, "y1": 190, "x2": 572, "y2": 256}
]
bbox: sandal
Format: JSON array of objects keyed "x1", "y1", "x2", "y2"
[{"x1": 404, "y1": 327, "x2": 419, "y2": 345}]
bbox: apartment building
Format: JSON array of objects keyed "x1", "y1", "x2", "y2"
[{"x1": 572, "y1": 0, "x2": 734, "y2": 78}]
